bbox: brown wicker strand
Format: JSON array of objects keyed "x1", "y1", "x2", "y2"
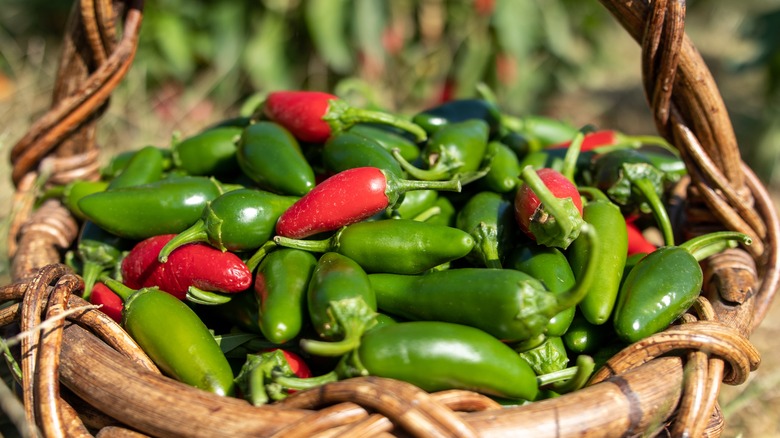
[
  {"x1": 266, "y1": 402, "x2": 371, "y2": 438},
  {"x1": 430, "y1": 390, "x2": 504, "y2": 412},
  {"x1": 8, "y1": 173, "x2": 41, "y2": 260},
  {"x1": 672, "y1": 350, "x2": 715, "y2": 438},
  {"x1": 9, "y1": 0, "x2": 143, "y2": 186},
  {"x1": 96, "y1": 426, "x2": 151, "y2": 438},
  {"x1": 333, "y1": 414, "x2": 396, "y2": 438},
  {"x1": 80, "y1": 0, "x2": 112, "y2": 66}
]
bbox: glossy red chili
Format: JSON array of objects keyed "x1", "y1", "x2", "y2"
[
  {"x1": 121, "y1": 234, "x2": 252, "y2": 300},
  {"x1": 89, "y1": 281, "x2": 123, "y2": 323},
  {"x1": 260, "y1": 90, "x2": 427, "y2": 143},
  {"x1": 626, "y1": 219, "x2": 657, "y2": 256},
  {"x1": 514, "y1": 166, "x2": 584, "y2": 249},
  {"x1": 275, "y1": 166, "x2": 461, "y2": 239}
]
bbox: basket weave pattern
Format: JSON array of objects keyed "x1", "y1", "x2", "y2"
[{"x1": 3, "y1": 0, "x2": 779, "y2": 436}]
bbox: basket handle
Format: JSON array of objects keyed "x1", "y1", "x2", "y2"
[{"x1": 9, "y1": 0, "x2": 144, "y2": 188}]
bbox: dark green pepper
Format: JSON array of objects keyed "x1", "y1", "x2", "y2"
[
  {"x1": 590, "y1": 148, "x2": 675, "y2": 247},
  {"x1": 347, "y1": 123, "x2": 421, "y2": 163},
  {"x1": 100, "y1": 147, "x2": 172, "y2": 180},
  {"x1": 506, "y1": 243, "x2": 576, "y2": 337},
  {"x1": 236, "y1": 121, "x2": 316, "y2": 196},
  {"x1": 61, "y1": 180, "x2": 109, "y2": 220},
  {"x1": 172, "y1": 126, "x2": 243, "y2": 176},
  {"x1": 322, "y1": 131, "x2": 404, "y2": 179},
  {"x1": 563, "y1": 312, "x2": 616, "y2": 354},
  {"x1": 386, "y1": 189, "x2": 439, "y2": 220},
  {"x1": 255, "y1": 248, "x2": 318, "y2": 344},
  {"x1": 274, "y1": 219, "x2": 474, "y2": 275},
  {"x1": 613, "y1": 231, "x2": 752, "y2": 343},
  {"x1": 412, "y1": 98, "x2": 502, "y2": 137},
  {"x1": 393, "y1": 119, "x2": 490, "y2": 183},
  {"x1": 368, "y1": 223, "x2": 599, "y2": 342},
  {"x1": 77, "y1": 176, "x2": 224, "y2": 240},
  {"x1": 274, "y1": 321, "x2": 539, "y2": 400},
  {"x1": 157, "y1": 188, "x2": 298, "y2": 262},
  {"x1": 480, "y1": 141, "x2": 523, "y2": 193},
  {"x1": 107, "y1": 145, "x2": 166, "y2": 189},
  {"x1": 455, "y1": 191, "x2": 515, "y2": 268},
  {"x1": 423, "y1": 196, "x2": 457, "y2": 227},
  {"x1": 102, "y1": 277, "x2": 235, "y2": 396},
  {"x1": 568, "y1": 188, "x2": 628, "y2": 325},
  {"x1": 300, "y1": 252, "x2": 377, "y2": 356}
]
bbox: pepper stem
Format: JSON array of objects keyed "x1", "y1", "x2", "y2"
[
  {"x1": 629, "y1": 178, "x2": 675, "y2": 247},
  {"x1": 520, "y1": 165, "x2": 583, "y2": 249},
  {"x1": 384, "y1": 172, "x2": 461, "y2": 207},
  {"x1": 560, "y1": 131, "x2": 585, "y2": 183},
  {"x1": 552, "y1": 223, "x2": 599, "y2": 311},
  {"x1": 678, "y1": 231, "x2": 752, "y2": 262},
  {"x1": 412, "y1": 205, "x2": 442, "y2": 222},
  {"x1": 273, "y1": 234, "x2": 337, "y2": 253},
  {"x1": 80, "y1": 261, "x2": 104, "y2": 301},
  {"x1": 99, "y1": 276, "x2": 134, "y2": 302},
  {"x1": 158, "y1": 220, "x2": 210, "y2": 263},
  {"x1": 550, "y1": 355, "x2": 595, "y2": 394},
  {"x1": 474, "y1": 222, "x2": 503, "y2": 269},
  {"x1": 273, "y1": 370, "x2": 339, "y2": 392},
  {"x1": 324, "y1": 98, "x2": 428, "y2": 143},
  {"x1": 577, "y1": 186, "x2": 610, "y2": 203},
  {"x1": 300, "y1": 298, "x2": 377, "y2": 357},
  {"x1": 245, "y1": 241, "x2": 278, "y2": 272},
  {"x1": 392, "y1": 149, "x2": 455, "y2": 181}
]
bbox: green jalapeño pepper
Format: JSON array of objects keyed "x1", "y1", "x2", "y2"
[
  {"x1": 274, "y1": 219, "x2": 475, "y2": 275},
  {"x1": 236, "y1": 121, "x2": 316, "y2": 196},
  {"x1": 100, "y1": 147, "x2": 173, "y2": 180},
  {"x1": 506, "y1": 243, "x2": 576, "y2": 337},
  {"x1": 613, "y1": 231, "x2": 752, "y2": 343},
  {"x1": 102, "y1": 277, "x2": 235, "y2": 396},
  {"x1": 480, "y1": 140, "x2": 523, "y2": 193},
  {"x1": 386, "y1": 189, "x2": 439, "y2": 220},
  {"x1": 568, "y1": 188, "x2": 628, "y2": 325},
  {"x1": 276, "y1": 321, "x2": 539, "y2": 401},
  {"x1": 60, "y1": 180, "x2": 109, "y2": 220},
  {"x1": 423, "y1": 196, "x2": 457, "y2": 227},
  {"x1": 590, "y1": 148, "x2": 675, "y2": 247},
  {"x1": 255, "y1": 248, "x2": 318, "y2": 344},
  {"x1": 172, "y1": 126, "x2": 243, "y2": 177},
  {"x1": 157, "y1": 188, "x2": 299, "y2": 262},
  {"x1": 393, "y1": 119, "x2": 490, "y2": 183},
  {"x1": 107, "y1": 145, "x2": 166, "y2": 190},
  {"x1": 368, "y1": 223, "x2": 599, "y2": 343},
  {"x1": 455, "y1": 191, "x2": 516, "y2": 269},
  {"x1": 563, "y1": 311, "x2": 617, "y2": 354},
  {"x1": 411, "y1": 98, "x2": 502, "y2": 137},
  {"x1": 78, "y1": 176, "x2": 224, "y2": 240},
  {"x1": 346, "y1": 123, "x2": 421, "y2": 163},
  {"x1": 300, "y1": 252, "x2": 378, "y2": 357},
  {"x1": 322, "y1": 131, "x2": 404, "y2": 179}
]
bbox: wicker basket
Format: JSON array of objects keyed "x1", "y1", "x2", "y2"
[{"x1": 4, "y1": 0, "x2": 778, "y2": 436}]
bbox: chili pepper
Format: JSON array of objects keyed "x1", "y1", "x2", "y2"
[
  {"x1": 343, "y1": 321, "x2": 538, "y2": 400},
  {"x1": 101, "y1": 276, "x2": 235, "y2": 396},
  {"x1": 322, "y1": 131, "x2": 404, "y2": 179},
  {"x1": 368, "y1": 223, "x2": 598, "y2": 342},
  {"x1": 206, "y1": 116, "x2": 252, "y2": 130},
  {"x1": 100, "y1": 147, "x2": 173, "y2": 180},
  {"x1": 387, "y1": 189, "x2": 439, "y2": 220},
  {"x1": 563, "y1": 312, "x2": 616, "y2": 354},
  {"x1": 567, "y1": 187, "x2": 628, "y2": 325},
  {"x1": 514, "y1": 336, "x2": 569, "y2": 376},
  {"x1": 505, "y1": 243, "x2": 576, "y2": 337},
  {"x1": 259, "y1": 90, "x2": 427, "y2": 143},
  {"x1": 626, "y1": 218, "x2": 658, "y2": 256},
  {"x1": 502, "y1": 114, "x2": 579, "y2": 151},
  {"x1": 411, "y1": 98, "x2": 502, "y2": 137},
  {"x1": 76, "y1": 221, "x2": 131, "y2": 300},
  {"x1": 423, "y1": 195, "x2": 457, "y2": 227},
  {"x1": 274, "y1": 219, "x2": 474, "y2": 275},
  {"x1": 235, "y1": 348, "x2": 312, "y2": 405},
  {"x1": 236, "y1": 121, "x2": 316, "y2": 196},
  {"x1": 300, "y1": 252, "x2": 377, "y2": 357},
  {"x1": 590, "y1": 148, "x2": 675, "y2": 247},
  {"x1": 88, "y1": 281, "x2": 123, "y2": 323},
  {"x1": 515, "y1": 166, "x2": 584, "y2": 249},
  {"x1": 78, "y1": 176, "x2": 225, "y2": 240},
  {"x1": 455, "y1": 191, "x2": 515, "y2": 268},
  {"x1": 346, "y1": 124, "x2": 421, "y2": 163},
  {"x1": 480, "y1": 141, "x2": 523, "y2": 193},
  {"x1": 58, "y1": 180, "x2": 109, "y2": 220},
  {"x1": 546, "y1": 129, "x2": 672, "y2": 153},
  {"x1": 206, "y1": 290, "x2": 262, "y2": 334},
  {"x1": 393, "y1": 119, "x2": 490, "y2": 183},
  {"x1": 275, "y1": 166, "x2": 461, "y2": 239},
  {"x1": 500, "y1": 131, "x2": 533, "y2": 161},
  {"x1": 157, "y1": 188, "x2": 298, "y2": 262},
  {"x1": 171, "y1": 126, "x2": 243, "y2": 177},
  {"x1": 255, "y1": 248, "x2": 318, "y2": 344},
  {"x1": 613, "y1": 231, "x2": 752, "y2": 343},
  {"x1": 121, "y1": 234, "x2": 252, "y2": 300},
  {"x1": 643, "y1": 150, "x2": 687, "y2": 183},
  {"x1": 107, "y1": 145, "x2": 166, "y2": 189}
]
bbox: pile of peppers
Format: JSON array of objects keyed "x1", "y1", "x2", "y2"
[{"x1": 47, "y1": 90, "x2": 751, "y2": 405}]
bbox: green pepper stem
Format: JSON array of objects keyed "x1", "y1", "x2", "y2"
[
  {"x1": 391, "y1": 149, "x2": 454, "y2": 181},
  {"x1": 560, "y1": 132, "x2": 585, "y2": 183},
  {"x1": 80, "y1": 261, "x2": 104, "y2": 301},
  {"x1": 412, "y1": 205, "x2": 442, "y2": 222},
  {"x1": 550, "y1": 355, "x2": 595, "y2": 394},
  {"x1": 630, "y1": 178, "x2": 675, "y2": 247},
  {"x1": 301, "y1": 298, "x2": 377, "y2": 357},
  {"x1": 577, "y1": 186, "x2": 610, "y2": 203},
  {"x1": 273, "y1": 370, "x2": 339, "y2": 391},
  {"x1": 273, "y1": 234, "x2": 336, "y2": 253},
  {"x1": 618, "y1": 133, "x2": 679, "y2": 156},
  {"x1": 536, "y1": 364, "x2": 579, "y2": 387},
  {"x1": 520, "y1": 165, "x2": 583, "y2": 249},
  {"x1": 99, "y1": 276, "x2": 134, "y2": 302},
  {"x1": 553, "y1": 223, "x2": 599, "y2": 311},
  {"x1": 325, "y1": 98, "x2": 428, "y2": 143},
  {"x1": 474, "y1": 222, "x2": 503, "y2": 269},
  {"x1": 385, "y1": 172, "x2": 462, "y2": 206},
  {"x1": 246, "y1": 241, "x2": 278, "y2": 272},
  {"x1": 158, "y1": 220, "x2": 210, "y2": 263},
  {"x1": 186, "y1": 286, "x2": 234, "y2": 305},
  {"x1": 679, "y1": 231, "x2": 753, "y2": 262}
]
